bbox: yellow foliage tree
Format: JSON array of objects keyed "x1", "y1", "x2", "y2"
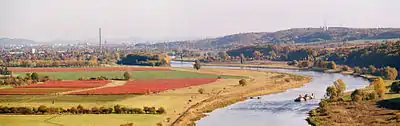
[{"x1": 372, "y1": 77, "x2": 386, "y2": 98}]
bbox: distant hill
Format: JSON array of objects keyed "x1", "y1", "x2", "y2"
[
  {"x1": 0, "y1": 38, "x2": 36, "y2": 45},
  {"x1": 159, "y1": 27, "x2": 400, "y2": 49}
]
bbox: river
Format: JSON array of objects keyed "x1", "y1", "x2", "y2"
[{"x1": 170, "y1": 61, "x2": 370, "y2": 126}]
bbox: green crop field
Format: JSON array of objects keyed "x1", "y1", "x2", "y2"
[{"x1": 14, "y1": 70, "x2": 245, "y2": 80}]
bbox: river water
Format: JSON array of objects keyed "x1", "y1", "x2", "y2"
[{"x1": 170, "y1": 61, "x2": 370, "y2": 126}]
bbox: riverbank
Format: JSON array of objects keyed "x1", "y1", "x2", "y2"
[
  {"x1": 171, "y1": 68, "x2": 312, "y2": 125},
  {"x1": 307, "y1": 80, "x2": 400, "y2": 126}
]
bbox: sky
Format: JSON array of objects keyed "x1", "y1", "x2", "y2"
[{"x1": 1, "y1": 0, "x2": 400, "y2": 42}]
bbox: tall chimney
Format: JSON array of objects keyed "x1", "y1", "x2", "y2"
[{"x1": 99, "y1": 28, "x2": 102, "y2": 53}]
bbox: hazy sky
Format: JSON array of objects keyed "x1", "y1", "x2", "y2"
[{"x1": 1, "y1": 0, "x2": 400, "y2": 42}]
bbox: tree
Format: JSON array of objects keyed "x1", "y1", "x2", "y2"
[
  {"x1": 342, "y1": 65, "x2": 351, "y2": 71},
  {"x1": 198, "y1": 88, "x2": 205, "y2": 94},
  {"x1": 30, "y1": 72, "x2": 39, "y2": 81},
  {"x1": 123, "y1": 71, "x2": 132, "y2": 80},
  {"x1": 368, "y1": 65, "x2": 377, "y2": 74},
  {"x1": 390, "y1": 81, "x2": 400, "y2": 93},
  {"x1": 239, "y1": 79, "x2": 247, "y2": 86},
  {"x1": 253, "y1": 51, "x2": 263, "y2": 60},
  {"x1": 218, "y1": 51, "x2": 230, "y2": 60},
  {"x1": 156, "y1": 107, "x2": 166, "y2": 114},
  {"x1": 372, "y1": 77, "x2": 386, "y2": 98},
  {"x1": 333, "y1": 79, "x2": 346, "y2": 97},
  {"x1": 240, "y1": 53, "x2": 245, "y2": 64},
  {"x1": 326, "y1": 86, "x2": 337, "y2": 99},
  {"x1": 383, "y1": 66, "x2": 398, "y2": 80},
  {"x1": 38, "y1": 105, "x2": 48, "y2": 114},
  {"x1": 193, "y1": 60, "x2": 201, "y2": 70},
  {"x1": 351, "y1": 89, "x2": 364, "y2": 102},
  {"x1": 327, "y1": 61, "x2": 337, "y2": 69},
  {"x1": 353, "y1": 66, "x2": 361, "y2": 74}
]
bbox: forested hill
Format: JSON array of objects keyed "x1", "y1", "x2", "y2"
[{"x1": 157, "y1": 27, "x2": 400, "y2": 49}]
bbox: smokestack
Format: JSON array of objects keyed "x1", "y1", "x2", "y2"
[{"x1": 99, "y1": 28, "x2": 102, "y2": 53}]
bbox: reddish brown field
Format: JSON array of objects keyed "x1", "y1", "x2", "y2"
[
  {"x1": 16, "y1": 80, "x2": 111, "y2": 88},
  {"x1": 70, "y1": 78, "x2": 218, "y2": 95},
  {"x1": 0, "y1": 88, "x2": 78, "y2": 95},
  {"x1": 9, "y1": 67, "x2": 171, "y2": 72}
]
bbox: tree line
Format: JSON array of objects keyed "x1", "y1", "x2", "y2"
[{"x1": 0, "y1": 105, "x2": 165, "y2": 115}]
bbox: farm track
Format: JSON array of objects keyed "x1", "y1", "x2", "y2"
[{"x1": 58, "y1": 81, "x2": 127, "y2": 95}]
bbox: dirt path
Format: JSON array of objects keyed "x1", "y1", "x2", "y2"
[{"x1": 57, "y1": 81, "x2": 127, "y2": 95}]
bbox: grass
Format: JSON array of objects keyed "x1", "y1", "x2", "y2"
[
  {"x1": 14, "y1": 70, "x2": 245, "y2": 80},
  {"x1": 0, "y1": 114, "x2": 163, "y2": 126}
]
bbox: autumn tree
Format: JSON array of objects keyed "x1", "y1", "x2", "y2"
[
  {"x1": 372, "y1": 77, "x2": 386, "y2": 98},
  {"x1": 123, "y1": 71, "x2": 132, "y2": 80},
  {"x1": 353, "y1": 66, "x2": 361, "y2": 74},
  {"x1": 253, "y1": 51, "x2": 263, "y2": 60},
  {"x1": 368, "y1": 65, "x2": 377, "y2": 74},
  {"x1": 383, "y1": 66, "x2": 398, "y2": 80},
  {"x1": 327, "y1": 61, "x2": 337, "y2": 69},
  {"x1": 193, "y1": 60, "x2": 201, "y2": 70}
]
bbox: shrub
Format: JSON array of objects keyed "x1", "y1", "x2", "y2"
[
  {"x1": 198, "y1": 88, "x2": 205, "y2": 94},
  {"x1": 239, "y1": 79, "x2": 247, "y2": 86},
  {"x1": 319, "y1": 100, "x2": 328, "y2": 113},
  {"x1": 31, "y1": 72, "x2": 39, "y2": 81},
  {"x1": 390, "y1": 81, "x2": 400, "y2": 93},
  {"x1": 372, "y1": 77, "x2": 386, "y2": 98}
]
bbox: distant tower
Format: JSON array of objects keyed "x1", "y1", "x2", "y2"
[{"x1": 99, "y1": 28, "x2": 102, "y2": 53}]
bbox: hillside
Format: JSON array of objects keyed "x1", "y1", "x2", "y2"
[
  {"x1": 158, "y1": 27, "x2": 400, "y2": 49},
  {"x1": 0, "y1": 38, "x2": 36, "y2": 45}
]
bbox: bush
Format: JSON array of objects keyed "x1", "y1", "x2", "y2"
[
  {"x1": 239, "y1": 79, "x2": 247, "y2": 86},
  {"x1": 390, "y1": 81, "x2": 400, "y2": 93},
  {"x1": 318, "y1": 100, "x2": 328, "y2": 113},
  {"x1": 198, "y1": 88, "x2": 205, "y2": 94}
]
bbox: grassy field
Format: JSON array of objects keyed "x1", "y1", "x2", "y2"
[
  {"x1": 14, "y1": 70, "x2": 245, "y2": 80},
  {"x1": 0, "y1": 114, "x2": 162, "y2": 126}
]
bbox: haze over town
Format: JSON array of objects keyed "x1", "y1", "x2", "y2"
[{"x1": 1, "y1": 0, "x2": 400, "y2": 43}]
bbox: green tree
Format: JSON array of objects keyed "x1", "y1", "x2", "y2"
[
  {"x1": 123, "y1": 71, "x2": 132, "y2": 80},
  {"x1": 351, "y1": 89, "x2": 364, "y2": 102},
  {"x1": 193, "y1": 60, "x2": 201, "y2": 70},
  {"x1": 30, "y1": 72, "x2": 39, "y2": 81},
  {"x1": 390, "y1": 81, "x2": 400, "y2": 93},
  {"x1": 372, "y1": 77, "x2": 386, "y2": 98},
  {"x1": 334, "y1": 79, "x2": 346, "y2": 97},
  {"x1": 326, "y1": 86, "x2": 337, "y2": 99}
]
